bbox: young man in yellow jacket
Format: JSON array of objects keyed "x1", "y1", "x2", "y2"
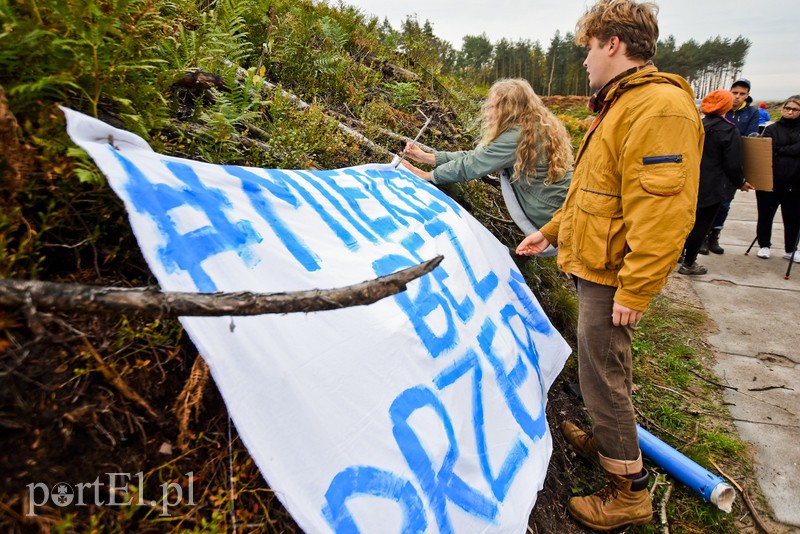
[{"x1": 516, "y1": 0, "x2": 704, "y2": 530}]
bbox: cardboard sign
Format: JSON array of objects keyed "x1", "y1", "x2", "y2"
[{"x1": 742, "y1": 137, "x2": 773, "y2": 191}]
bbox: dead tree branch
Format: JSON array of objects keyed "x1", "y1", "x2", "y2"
[
  {"x1": 0, "y1": 256, "x2": 442, "y2": 318},
  {"x1": 219, "y1": 62, "x2": 426, "y2": 159},
  {"x1": 328, "y1": 109, "x2": 434, "y2": 153},
  {"x1": 361, "y1": 54, "x2": 420, "y2": 81},
  {"x1": 261, "y1": 80, "x2": 393, "y2": 158}
]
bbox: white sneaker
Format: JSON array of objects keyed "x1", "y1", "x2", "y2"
[
  {"x1": 783, "y1": 251, "x2": 800, "y2": 263},
  {"x1": 757, "y1": 247, "x2": 771, "y2": 259}
]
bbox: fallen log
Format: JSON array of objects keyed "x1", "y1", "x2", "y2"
[
  {"x1": 361, "y1": 54, "x2": 420, "y2": 81},
  {"x1": 219, "y1": 62, "x2": 426, "y2": 160},
  {"x1": 261, "y1": 80, "x2": 393, "y2": 158}
]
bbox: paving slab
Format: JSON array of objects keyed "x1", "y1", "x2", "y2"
[
  {"x1": 730, "y1": 420, "x2": 800, "y2": 526},
  {"x1": 680, "y1": 193, "x2": 800, "y2": 530},
  {"x1": 691, "y1": 282, "x2": 799, "y2": 358}
]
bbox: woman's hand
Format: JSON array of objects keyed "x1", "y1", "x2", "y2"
[
  {"x1": 403, "y1": 143, "x2": 435, "y2": 165},
  {"x1": 400, "y1": 160, "x2": 432, "y2": 181},
  {"x1": 515, "y1": 231, "x2": 550, "y2": 255}
]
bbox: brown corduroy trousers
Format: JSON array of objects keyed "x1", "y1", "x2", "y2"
[{"x1": 576, "y1": 278, "x2": 644, "y2": 476}]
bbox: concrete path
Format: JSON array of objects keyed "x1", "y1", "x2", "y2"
[{"x1": 679, "y1": 192, "x2": 800, "y2": 531}]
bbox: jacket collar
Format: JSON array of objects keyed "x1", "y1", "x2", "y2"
[
  {"x1": 588, "y1": 61, "x2": 658, "y2": 113},
  {"x1": 778, "y1": 116, "x2": 800, "y2": 128},
  {"x1": 588, "y1": 62, "x2": 653, "y2": 113},
  {"x1": 576, "y1": 65, "x2": 695, "y2": 166},
  {"x1": 703, "y1": 114, "x2": 736, "y2": 128}
]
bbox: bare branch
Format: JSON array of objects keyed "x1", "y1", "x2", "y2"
[
  {"x1": 0, "y1": 256, "x2": 443, "y2": 318},
  {"x1": 328, "y1": 109, "x2": 434, "y2": 153},
  {"x1": 361, "y1": 54, "x2": 420, "y2": 81},
  {"x1": 260, "y1": 80, "x2": 393, "y2": 157}
]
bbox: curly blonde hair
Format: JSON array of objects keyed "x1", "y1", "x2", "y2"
[
  {"x1": 575, "y1": 0, "x2": 659, "y2": 62},
  {"x1": 478, "y1": 79, "x2": 573, "y2": 185}
]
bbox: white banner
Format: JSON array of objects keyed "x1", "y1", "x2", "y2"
[{"x1": 62, "y1": 107, "x2": 571, "y2": 533}]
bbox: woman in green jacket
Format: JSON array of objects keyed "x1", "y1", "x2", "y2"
[{"x1": 399, "y1": 79, "x2": 573, "y2": 253}]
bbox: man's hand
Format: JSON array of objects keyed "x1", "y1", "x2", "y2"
[
  {"x1": 740, "y1": 181, "x2": 755, "y2": 192},
  {"x1": 516, "y1": 231, "x2": 551, "y2": 255},
  {"x1": 612, "y1": 302, "x2": 643, "y2": 327}
]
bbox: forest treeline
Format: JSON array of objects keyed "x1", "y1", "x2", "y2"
[{"x1": 381, "y1": 15, "x2": 750, "y2": 98}]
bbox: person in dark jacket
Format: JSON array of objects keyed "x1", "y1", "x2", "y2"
[
  {"x1": 701, "y1": 78, "x2": 761, "y2": 255},
  {"x1": 754, "y1": 95, "x2": 800, "y2": 262},
  {"x1": 679, "y1": 90, "x2": 751, "y2": 275}
]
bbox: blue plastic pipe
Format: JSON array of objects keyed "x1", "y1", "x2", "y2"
[{"x1": 638, "y1": 425, "x2": 735, "y2": 512}]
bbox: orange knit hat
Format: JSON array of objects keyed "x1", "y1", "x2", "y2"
[{"x1": 701, "y1": 90, "x2": 734, "y2": 116}]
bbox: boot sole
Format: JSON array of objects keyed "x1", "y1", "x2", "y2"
[{"x1": 567, "y1": 508, "x2": 653, "y2": 531}]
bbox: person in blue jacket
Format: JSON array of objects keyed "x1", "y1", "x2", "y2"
[
  {"x1": 726, "y1": 78, "x2": 760, "y2": 136},
  {"x1": 758, "y1": 102, "x2": 770, "y2": 126},
  {"x1": 701, "y1": 78, "x2": 760, "y2": 255}
]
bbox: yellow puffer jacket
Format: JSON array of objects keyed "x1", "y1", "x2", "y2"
[{"x1": 540, "y1": 66, "x2": 704, "y2": 311}]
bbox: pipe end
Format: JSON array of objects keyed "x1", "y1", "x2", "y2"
[{"x1": 710, "y1": 483, "x2": 736, "y2": 513}]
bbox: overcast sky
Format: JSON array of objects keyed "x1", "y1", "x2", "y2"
[{"x1": 345, "y1": 0, "x2": 798, "y2": 100}]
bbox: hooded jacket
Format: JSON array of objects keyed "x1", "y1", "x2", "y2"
[{"x1": 540, "y1": 66, "x2": 704, "y2": 311}]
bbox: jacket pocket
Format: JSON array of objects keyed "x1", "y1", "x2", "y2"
[
  {"x1": 639, "y1": 154, "x2": 687, "y2": 195},
  {"x1": 573, "y1": 188, "x2": 627, "y2": 271}
]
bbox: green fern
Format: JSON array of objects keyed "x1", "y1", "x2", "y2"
[
  {"x1": 1, "y1": 0, "x2": 167, "y2": 128},
  {"x1": 318, "y1": 16, "x2": 349, "y2": 50},
  {"x1": 156, "y1": 0, "x2": 252, "y2": 72}
]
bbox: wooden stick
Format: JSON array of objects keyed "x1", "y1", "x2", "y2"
[
  {"x1": 660, "y1": 482, "x2": 673, "y2": 533},
  {"x1": 0, "y1": 256, "x2": 442, "y2": 318},
  {"x1": 393, "y1": 111, "x2": 432, "y2": 168}
]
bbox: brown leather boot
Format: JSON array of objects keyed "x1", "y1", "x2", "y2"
[
  {"x1": 561, "y1": 421, "x2": 598, "y2": 462},
  {"x1": 567, "y1": 469, "x2": 652, "y2": 531}
]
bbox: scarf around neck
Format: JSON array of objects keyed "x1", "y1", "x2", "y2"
[
  {"x1": 779, "y1": 116, "x2": 800, "y2": 128},
  {"x1": 587, "y1": 62, "x2": 653, "y2": 113}
]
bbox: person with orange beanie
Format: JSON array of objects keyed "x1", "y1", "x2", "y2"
[
  {"x1": 679, "y1": 90, "x2": 752, "y2": 275},
  {"x1": 701, "y1": 78, "x2": 759, "y2": 254}
]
